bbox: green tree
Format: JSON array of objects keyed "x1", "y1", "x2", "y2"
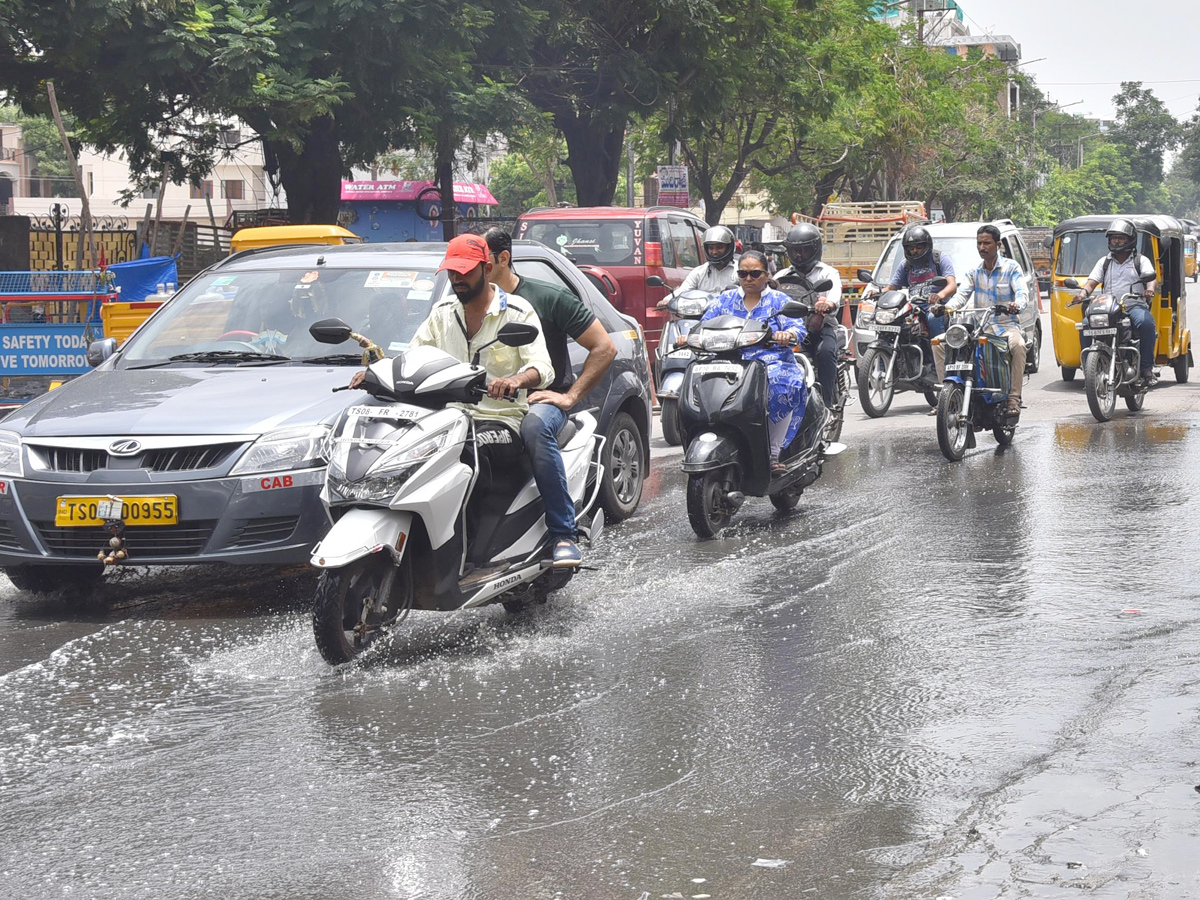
[
  {"x1": 1110, "y1": 81, "x2": 1178, "y2": 207},
  {"x1": 0, "y1": 103, "x2": 74, "y2": 197},
  {"x1": 1178, "y1": 100, "x2": 1200, "y2": 188},
  {"x1": 1028, "y1": 143, "x2": 1141, "y2": 224}
]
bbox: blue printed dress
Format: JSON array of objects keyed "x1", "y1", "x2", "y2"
[{"x1": 701, "y1": 288, "x2": 808, "y2": 446}]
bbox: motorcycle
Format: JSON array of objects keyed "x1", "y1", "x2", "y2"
[
  {"x1": 306, "y1": 317, "x2": 605, "y2": 664},
  {"x1": 855, "y1": 270, "x2": 947, "y2": 417},
  {"x1": 933, "y1": 306, "x2": 1021, "y2": 461},
  {"x1": 648, "y1": 276, "x2": 709, "y2": 446},
  {"x1": 775, "y1": 270, "x2": 854, "y2": 442},
  {"x1": 1064, "y1": 276, "x2": 1153, "y2": 422},
  {"x1": 677, "y1": 294, "x2": 845, "y2": 538}
]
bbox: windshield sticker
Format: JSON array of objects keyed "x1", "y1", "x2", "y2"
[
  {"x1": 412, "y1": 279, "x2": 435, "y2": 291},
  {"x1": 365, "y1": 270, "x2": 418, "y2": 288},
  {"x1": 210, "y1": 276, "x2": 237, "y2": 286},
  {"x1": 555, "y1": 235, "x2": 569, "y2": 247},
  {"x1": 407, "y1": 290, "x2": 432, "y2": 301},
  {"x1": 300, "y1": 271, "x2": 320, "y2": 284}
]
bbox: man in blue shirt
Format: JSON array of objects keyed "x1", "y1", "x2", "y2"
[{"x1": 946, "y1": 224, "x2": 1029, "y2": 418}]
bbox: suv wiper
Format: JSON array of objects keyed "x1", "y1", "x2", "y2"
[
  {"x1": 299, "y1": 353, "x2": 367, "y2": 365},
  {"x1": 126, "y1": 350, "x2": 292, "y2": 369}
]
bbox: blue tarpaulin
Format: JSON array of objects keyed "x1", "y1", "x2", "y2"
[{"x1": 108, "y1": 256, "x2": 178, "y2": 303}]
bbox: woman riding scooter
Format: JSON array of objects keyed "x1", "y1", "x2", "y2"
[{"x1": 679, "y1": 250, "x2": 806, "y2": 470}]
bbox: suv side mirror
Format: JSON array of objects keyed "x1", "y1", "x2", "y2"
[
  {"x1": 86, "y1": 337, "x2": 118, "y2": 368},
  {"x1": 309, "y1": 318, "x2": 353, "y2": 344}
]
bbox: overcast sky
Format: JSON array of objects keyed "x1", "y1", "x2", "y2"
[{"x1": 944, "y1": 0, "x2": 1200, "y2": 121}]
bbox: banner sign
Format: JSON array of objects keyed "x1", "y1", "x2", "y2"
[
  {"x1": 340, "y1": 180, "x2": 498, "y2": 205},
  {"x1": 0, "y1": 324, "x2": 92, "y2": 376},
  {"x1": 657, "y1": 166, "x2": 690, "y2": 207}
]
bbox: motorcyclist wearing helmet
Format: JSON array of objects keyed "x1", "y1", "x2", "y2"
[
  {"x1": 775, "y1": 222, "x2": 843, "y2": 408},
  {"x1": 886, "y1": 225, "x2": 957, "y2": 388},
  {"x1": 1072, "y1": 218, "x2": 1159, "y2": 385},
  {"x1": 658, "y1": 225, "x2": 739, "y2": 307}
]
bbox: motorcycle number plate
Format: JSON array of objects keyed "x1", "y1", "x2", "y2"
[
  {"x1": 666, "y1": 349, "x2": 693, "y2": 359},
  {"x1": 945, "y1": 362, "x2": 973, "y2": 372},
  {"x1": 1082, "y1": 328, "x2": 1117, "y2": 337},
  {"x1": 347, "y1": 404, "x2": 422, "y2": 420},
  {"x1": 873, "y1": 324, "x2": 901, "y2": 333},
  {"x1": 691, "y1": 362, "x2": 742, "y2": 377}
]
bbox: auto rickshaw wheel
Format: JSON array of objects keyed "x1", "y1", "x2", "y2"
[
  {"x1": 1173, "y1": 355, "x2": 1189, "y2": 383},
  {"x1": 1061, "y1": 366, "x2": 1077, "y2": 383}
]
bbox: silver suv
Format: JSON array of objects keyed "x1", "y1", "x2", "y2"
[{"x1": 854, "y1": 220, "x2": 1043, "y2": 372}]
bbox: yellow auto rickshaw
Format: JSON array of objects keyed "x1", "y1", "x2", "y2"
[
  {"x1": 1049, "y1": 215, "x2": 1192, "y2": 383},
  {"x1": 1185, "y1": 233, "x2": 1198, "y2": 282},
  {"x1": 229, "y1": 224, "x2": 363, "y2": 255}
]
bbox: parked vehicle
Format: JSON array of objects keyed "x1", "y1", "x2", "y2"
[
  {"x1": 1185, "y1": 233, "x2": 1197, "y2": 282},
  {"x1": 933, "y1": 307, "x2": 1019, "y2": 461},
  {"x1": 853, "y1": 272, "x2": 945, "y2": 417},
  {"x1": 516, "y1": 206, "x2": 711, "y2": 356},
  {"x1": 647, "y1": 277, "x2": 708, "y2": 446},
  {"x1": 856, "y1": 221, "x2": 1043, "y2": 373},
  {"x1": 306, "y1": 319, "x2": 604, "y2": 663},
  {"x1": 0, "y1": 242, "x2": 649, "y2": 595},
  {"x1": 229, "y1": 224, "x2": 363, "y2": 255},
  {"x1": 1049, "y1": 215, "x2": 1192, "y2": 383},
  {"x1": 775, "y1": 269, "x2": 853, "y2": 441},
  {"x1": 1063, "y1": 276, "x2": 1152, "y2": 422},
  {"x1": 678, "y1": 294, "x2": 843, "y2": 538}
]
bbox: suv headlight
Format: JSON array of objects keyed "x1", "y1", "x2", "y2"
[
  {"x1": 0, "y1": 431, "x2": 21, "y2": 478},
  {"x1": 230, "y1": 424, "x2": 331, "y2": 475}
]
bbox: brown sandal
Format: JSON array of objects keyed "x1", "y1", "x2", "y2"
[{"x1": 1003, "y1": 398, "x2": 1021, "y2": 417}]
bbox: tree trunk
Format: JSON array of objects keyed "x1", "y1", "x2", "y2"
[
  {"x1": 435, "y1": 126, "x2": 458, "y2": 241},
  {"x1": 556, "y1": 112, "x2": 626, "y2": 207},
  {"x1": 262, "y1": 115, "x2": 343, "y2": 224}
]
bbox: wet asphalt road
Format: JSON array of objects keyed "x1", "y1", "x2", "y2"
[{"x1": 3, "y1": 319, "x2": 1200, "y2": 900}]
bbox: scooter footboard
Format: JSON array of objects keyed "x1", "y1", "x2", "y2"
[{"x1": 311, "y1": 508, "x2": 413, "y2": 569}]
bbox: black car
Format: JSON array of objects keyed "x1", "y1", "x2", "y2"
[{"x1": 0, "y1": 241, "x2": 650, "y2": 594}]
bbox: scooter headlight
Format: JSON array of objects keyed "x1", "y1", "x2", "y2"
[
  {"x1": 944, "y1": 324, "x2": 970, "y2": 349},
  {"x1": 735, "y1": 330, "x2": 767, "y2": 348},
  {"x1": 874, "y1": 308, "x2": 897, "y2": 325},
  {"x1": 369, "y1": 429, "x2": 450, "y2": 478},
  {"x1": 675, "y1": 297, "x2": 709, "y2": 318},
  {"x1": 689, "y1": 331, "x2": 736, "y2": 352}
]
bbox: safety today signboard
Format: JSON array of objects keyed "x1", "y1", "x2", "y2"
[
  {"x1": 0, "y1": 324, "x2": 92, "y2": 376},
  {"x1": 657, "y1": 166, "x2": 690, "y2": 208}
]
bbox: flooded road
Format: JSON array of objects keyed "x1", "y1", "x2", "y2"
[{"x1": 4, "y1": 404, "x2": 1200, "y2": 898}]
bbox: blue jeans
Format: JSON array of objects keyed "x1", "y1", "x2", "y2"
[
  {"x1": 1080, "y1": 305, "x2": 1157, "y2": 373},
  {"x1": 520, "y1": 403, "x2": 576, "y2": 541},
  {"x1": 916, "y1": 303, "x2": 946, "y2": 337}
]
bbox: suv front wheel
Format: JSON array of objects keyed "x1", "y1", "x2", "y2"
[
  {"x1": 5, "y1": 565, "x2": 105, "y2": 596},
  {"x1": 599, "y1": 411, "x2": 644, "y2": 523}
]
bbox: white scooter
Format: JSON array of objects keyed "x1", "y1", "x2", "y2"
[{"x1": 306, "y1": 317, "x2": 605, "y2": 664}]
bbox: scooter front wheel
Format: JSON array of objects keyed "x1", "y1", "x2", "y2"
[
  {"x1": 687, "y1": 470, "x2": 733, "y2": 539},
  {"x1": 312, "y1": 552, "x2": 412, "y2": 664},
  {"x1": 936, "y1": 382, "x2": 969, "y2": 461}
]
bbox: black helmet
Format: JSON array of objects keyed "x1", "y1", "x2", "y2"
[
  {"x1": 702, "y1": 225, "x2": 735, "y2": 267},
  {"x1": 1106, "y1": 218, "x2": 1136, "y2": 255},
  {"x1": 784, "y1": 223, "x2": 822, "y2": 273},
  {"x1": 902, "y1": 226, "x2": 933, "y2": 263}
]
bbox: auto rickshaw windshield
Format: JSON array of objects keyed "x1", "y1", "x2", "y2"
[{"x1": 1055, "y1": 230, "x2": 1153, "y2": 275}]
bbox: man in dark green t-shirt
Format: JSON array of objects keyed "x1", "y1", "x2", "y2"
[{"x1": 484, "y1": 227, "x2": 617, "y2": 567}]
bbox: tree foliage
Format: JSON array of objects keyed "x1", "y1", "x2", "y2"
[
  {"x1": 1110, "y1": 82, "x2": 1178, "y2": 206},
  {"x1": 1027, "y1": 143, "x2": 1141, "y2": 224}
]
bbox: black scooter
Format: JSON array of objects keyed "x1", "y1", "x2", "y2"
[{"x1": 678, "y1": 294, "x2": 845, "y2": 538}]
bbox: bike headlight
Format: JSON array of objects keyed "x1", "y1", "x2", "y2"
[
  {"x1": 1090, "y1": 314, "x2": 1110, "y2": 327},
  {"x1": 874, "y1": 309, "x2": 897, "y2": 325},
  {"x1": 944, "y1": 324, "x2": 970, "y2": 349},
  {"x1": 230, "y1": 424, "x2": 331, "y2": 475},
  {"x1": 0, "y1": 431, "x2": 22, "y2": 478},
  {"x1": 369, "y1": 429, "x2": 450, "y2": 478}
]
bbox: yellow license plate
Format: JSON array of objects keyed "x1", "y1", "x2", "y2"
[{"x1": 55, "y1": 495, "x2": 179, "y2": 527}]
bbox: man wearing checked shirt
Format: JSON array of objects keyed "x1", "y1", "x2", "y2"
[{"x1": 944, "y1": 224, "x2": 1029, "y2": 418}]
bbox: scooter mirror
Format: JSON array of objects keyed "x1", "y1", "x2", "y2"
[
  {"x1": 309, "y1": 317, "x2": 353, "y2": 344},
  {"x1": 646, "y1": 275, "x2": 667, "y2": 288},
  {"x1": 497, "y1": 322, "x2": 540, "y2": 347},
  {"x1": 809, "y1": 279, "x2": 834, "y2": 293},
  {"x1": 1062, "y1": 278, "x2": 1080, "y2": 290},
  {"x1": 929, "y1": 277, "x2": 948, "y2": 291},
  {"x1": 857, "y1": 268, "x2": 874, "y2": 283},
  {"x1": 781, "y1": 300, "x2": 810, "y2": 318}
]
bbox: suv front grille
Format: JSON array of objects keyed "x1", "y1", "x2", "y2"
[
  {"x1": 33, "y1": 443, "x2": 241, "y2": 474},
  {"x1": 34, "y1": 521, "x2": 217, "y2": 558},
  {"x1": 228, "y1": 516, "x2": 300, "y2": 548},
  {"x1": 0, "y1": 522, "x2": 26, "y2": 551}
]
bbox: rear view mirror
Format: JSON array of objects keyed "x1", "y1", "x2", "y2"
[
  {"x1": 857, "y1": 268, "x2": 874, "y2": 283},
  {"x1": 1043, "y1": 236, "x2": 1054, "y2": 249},
  {"x1": 1062, "y1": 278, "x2": 1081, "y2": 290},
  {"x1": 810, "y1": 279, "x2": 833, "y2": 293},
  {"x1": 497, "y1": 322, "x2": 539, "y2": 347},
  {"x1": 646, "y1": 275, "x2": 666, "y2": 288},
  {"x1": 929, "y1": 277, "x2": 948, "y2": 291},
  {"x1": 86, "y1": 338, "x2": 117, "y2": 368},
  {"x1": 781, "y1": 300, "x2": 810, "y2": 318},
  {"x1": 309, "y1": 318, "x2": 353, "y2": 344}
]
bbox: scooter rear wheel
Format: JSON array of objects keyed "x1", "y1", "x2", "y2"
[
  {"x1": 936, "y1": 383, "x2": 969, "y2": 461},
  {"x1": 312, "y1": 553, "x2": 411, "y2": 664},
  {"x1": 660, "y1": 397, "x2": 682, "y2": 446},
  {"x1": 1124, "y1": 388, "x2": 1146, "y2": 411},
  {"x1": 687, "y1": 470, "x2": 733, "y2": 539}
]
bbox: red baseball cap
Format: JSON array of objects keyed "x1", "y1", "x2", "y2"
[{"x1": 437, "y1": 233, "x2": 490, "y2": 274}]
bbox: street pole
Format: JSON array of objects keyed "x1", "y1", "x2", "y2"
[{"x1": 626, "y1": 141, "x2": 635, "y2": 207}]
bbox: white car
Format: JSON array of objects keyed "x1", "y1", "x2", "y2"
[{"x1": 854, "y1": 220, "x2": 1043, "y2": 373}]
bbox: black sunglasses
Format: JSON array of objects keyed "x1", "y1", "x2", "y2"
[{"x1": 737, "y1": 269, "x2": 766, "y2": 279}]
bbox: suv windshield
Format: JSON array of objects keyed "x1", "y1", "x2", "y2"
[
  {"x1": 119, "y1": 267, "x2": 444, "y2": 365},
  {"x1": 874, "y1": 236, "x2": 981, "y2": 285},
  {"x1": 521, "y1": 221, "x2": 637, "y2": 266}
]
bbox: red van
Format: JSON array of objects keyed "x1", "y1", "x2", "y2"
[{"x1": 516, "y1": 206, "x2": 711, "y2": 354}]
